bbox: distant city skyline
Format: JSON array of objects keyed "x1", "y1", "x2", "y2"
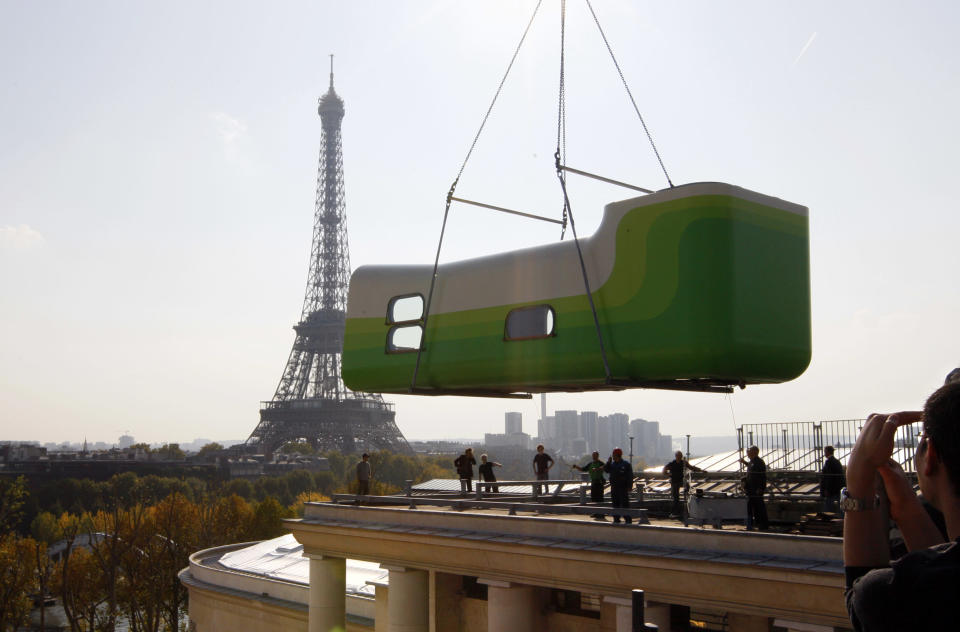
[{"x1": 2, "y1": 2, "x2": 958, "y2": 445}]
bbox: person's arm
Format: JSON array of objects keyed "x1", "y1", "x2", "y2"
[
  {"x1": 687, "y1": 461, "x2": 704, "y2": 473},
  {"x1": 662, "y1": 464, "x2": 670, "y2": 476},
  {"x1": 878, "y1": 459, "x2": 945, "y2": 551},
  {"x1": 843, "y1": 412, "x2": 921, "y2": 568},
  {"x1": 546, "y1": 456, "x2": 554, "y2": 470}
]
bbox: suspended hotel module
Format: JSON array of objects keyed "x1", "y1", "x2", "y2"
[{"x1": 341, "y1": 182, "x2": 810, "y2": 397}]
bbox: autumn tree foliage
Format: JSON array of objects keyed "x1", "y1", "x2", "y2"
[
  {"x1": 0, "y1": 534, "x2": 35, "y2": 631},
  {"x1": 0, "y1": 449, "x2": 456, "y2": 630}
]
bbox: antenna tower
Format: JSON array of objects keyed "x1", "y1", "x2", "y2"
[{"x1": 246, "y1": 58, "x2": 412, "y2": 455}]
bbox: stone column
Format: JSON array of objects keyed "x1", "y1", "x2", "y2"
[
  {"x1": 481, "y1": 579, "x2": 538, "y2": 631},
  {"x1": 385, "y1": 566, "x2": 429, "y2": 632},
  {"x1": 308, "y1": 554, "x2": 345, "y2": 632},
  {"x1": 366, "y1": 579, "x2": 389, "y2": 632},
  {"x1": 603, "y1": 596, "x2": 633, "y2": 632}
]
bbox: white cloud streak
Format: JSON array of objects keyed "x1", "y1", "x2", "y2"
[
  {"x1": 0, "y1": 224, "x2": 45, "y2": 251},
  {"x1": 794, "y1": 32, "x2": 818, "y2": 66},
  {"x1": 210, "y1": 111, "x2": 247, "y2": 144}
]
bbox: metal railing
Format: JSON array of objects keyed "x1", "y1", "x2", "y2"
[{"x1": 737, "y1": 418, "x2": 922, "y2": 472}]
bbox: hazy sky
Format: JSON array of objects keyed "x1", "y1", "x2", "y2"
[{"x1": 2, "y1": 1, "x2": 958, "y2": 446}]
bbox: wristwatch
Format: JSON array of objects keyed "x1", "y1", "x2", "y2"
[{"x1": 840, "y1": 487, "x2": 880, "y2": 512}]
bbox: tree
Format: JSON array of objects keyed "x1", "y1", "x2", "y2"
[
  {"x1": 31, "y1": 512, "x2": 60, "y2": 631},
  {"x1": 196, "y1": 442, "x2": 224, "y2": 459},
  {"x1": 87, "y1": 502, "x2": 150, "y2": 632},
  {"x1": 150, "y1": 494, "x2": 199, "y2": 630},
  {"x1": 201, "y1": 495, "x2": 254, "y2": 547},
  {"x1": 0, "y1": 535, "x2": 35, "y2": 631},
  {"x1": 288, "y1": 491, "x2": 329, "y2": 517},
  {"x1": 0, "y1": 476, "x2": 28, "y2": 533},
  {"x1": 254, "y1": 476, "x2": 291, "y2": 505},
  {"x1": 155, "y1": 444, "x2": 185, "y2": 461},
  {"x1": 221, "y1": 478, "x2": 254, "y2": 500},
  {"x1": 52, "y1": 511, "x2": 88, "y2": 630},
  {"x1": 249, "y1": 497, "x2": 290, "y2": 541},
  {"x1": 279, "y1": 440, "x2": 316, "y2": 455},
  {"x1": 284, "y1": 470, "x2": 315, "y2": 500},
  {"x1": 57, "y1": 545, "x2": 109, "y2": 632}
]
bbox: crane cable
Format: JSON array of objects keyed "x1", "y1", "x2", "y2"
[
  {"x1": 556, "y1": 0, "x2": 568, "y2": 240},
  {"x1": 584, "y1": 0, "x2": 673, "y2": 187},
  {"x1": 554, "y1": 0, "x2": 612, "y2": 385},
  {"x1": 410, "y1": 0, "x2": 544, "y2": 392},
  {"x1": 412, "y1": 0, "x2": 669, "y2": 392}
]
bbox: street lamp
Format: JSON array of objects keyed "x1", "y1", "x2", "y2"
[{"x1": 628, "y1": 435, "x2": 634, "y2": 468}]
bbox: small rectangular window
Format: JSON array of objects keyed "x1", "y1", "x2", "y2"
[
  {"x1": 387, "y1": 294, "x2": 424, "y2": 324},
  {"x1": 505, "y1": 305, "x2": 555, "y2": 341},
  {"x1": 387, "y1": 324, "x2": 423, "y2": 353}
]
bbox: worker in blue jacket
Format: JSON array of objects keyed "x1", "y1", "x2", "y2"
[{"x1": 604, "y1": 448, "x2": 634, "y2": 524}]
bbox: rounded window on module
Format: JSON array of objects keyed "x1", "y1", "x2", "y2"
[
  {"x1": 387, "y1": 324, "x2": 423, "y2": 353},
  {"x1": 387, "y1": 294, "x2": 424, "y2": 324},
  {"x1": 504, "y1": 305, "x2": 556, "y2": 341}
]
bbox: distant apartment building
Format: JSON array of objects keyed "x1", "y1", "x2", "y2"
[
  {"x1": 535, "y1": 411, "x2": 670, "y2": 462},
  {"x1": 555, "y1": 410, "x2": 579, "y2": 453},
  {"x1": 537, "y1": 415, "x2": 556, "y2": 446},
  {"x1": 579, "y1": 411, "x2": 598, "y2": 454},
  {"x1": 484, "y1": 412, "x2": 531, "y2": 450},
  {"x1": 505, "y1": 412, "x2": 522, "y2": 435},
  {"x1": 601, "y1": 413, "x2": 630, "y2": 457}
]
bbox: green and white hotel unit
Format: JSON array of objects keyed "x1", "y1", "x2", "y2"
[{"x1": 342, "y1": 182, "x2": 810, "y2": 395}]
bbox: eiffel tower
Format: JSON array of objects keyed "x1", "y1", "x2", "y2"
[{"x1": 246, "y1": 58, "x2": 412, "y2": 456}]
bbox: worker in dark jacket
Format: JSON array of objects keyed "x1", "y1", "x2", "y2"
[
  {"x1": 604, "y1": 448, "x2": 634, "y2": 524},
  {"x1": 454, "y1": 448, "x2": 476, "y2": 494},
  {"x1": 478, "y1": 453, "x2": 501, "y2": 493},
  {"x1": 663, "y1": 450, "x2": 705, "y2": 517},
  {"x1": 820, "y1": 445, "x2": 845, "y2": 513},
  {"x1": 739, "y1": 445, "x2": 769, "y2": 530}
]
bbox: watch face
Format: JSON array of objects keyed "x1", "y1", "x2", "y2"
[{"x1": 840, "y1": 496, "x2": 859, "y2": 511}]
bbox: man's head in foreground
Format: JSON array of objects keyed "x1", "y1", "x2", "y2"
[{"x1": 918, "y1": 380, "x2": 960, "y2": 509}]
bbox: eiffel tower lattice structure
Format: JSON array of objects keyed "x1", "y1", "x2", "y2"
[{"x1": 246, "y1": 60, "x2": 412, "y2": 456}]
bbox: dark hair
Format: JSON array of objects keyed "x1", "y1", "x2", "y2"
[
  {"x1": 923, "y1": 381, "x2": 960, "y2": 496},
  {"x1": 824, "y1": 445, "x2": 835, "y2": 456},
  {"x1": 362, "y1": 453, "x2": 369, "y2": 458}
]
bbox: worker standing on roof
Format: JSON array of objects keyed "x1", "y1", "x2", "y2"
[
  {"x1": 663, "y1": 450, "x2": 705, "y2": 518},
  {"x1": 820, "y1": 445, "x2": 845, "y2": 514},
  {"x1": 605, "y1": 448, "x2": 634, "y2": 524},
  {"x1": 533, "y1": 444, "x2": 554, "y2": 495},
  {"x1": 454, "y1": 448, "x2": 477, "y2": 495},
  {"x1": 740, "y1": 446, "x2": 769, "y2": 530},
  {"x1": 478, "y1": 453, "x2": 502, "y2": 493},
  {"x1": 573, "y1": 451, "x2": 607, "y2": 520},
  {"x1": 356, "y1": 453, "x2": 372, "y2": 504}
]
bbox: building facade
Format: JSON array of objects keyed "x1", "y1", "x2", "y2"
[{"x1": 181, "y1": 502, "x2": 850, "y2": 632}]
